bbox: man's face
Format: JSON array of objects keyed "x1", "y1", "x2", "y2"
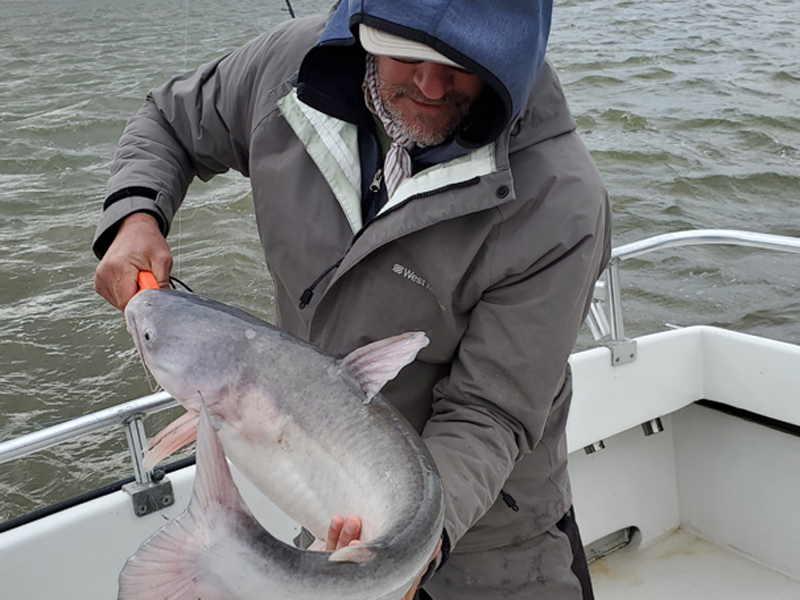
[{"x1": 375, "y1": 56, "x2": 484, "y2": 146}]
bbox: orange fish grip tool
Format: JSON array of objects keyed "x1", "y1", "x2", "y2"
[{"x1": 137, "y1": 271, "x2": 160, "y2": 291}]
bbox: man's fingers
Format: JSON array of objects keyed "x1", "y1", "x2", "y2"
[
  {"x1": 324, "y1": 515, "x2": 362, "y2": 551},
  {"x1": 147, "y1": 251, "x2": 173, "y2": 291},
  {"x1": 325, "y1": 516, "x2": 345, "y2": 551},
  {"x1": 431, "y1": 538, "x2": 442, "y2": 560},
  {"x1": 94, "y1": 262, "x2": 138, "y2": 311},
  {"x1": 93, "y1": 213, "x2": 172, "y2": 311},
  {"x1": 339, "y1": 516, "x2": 362, "y2": 549}
]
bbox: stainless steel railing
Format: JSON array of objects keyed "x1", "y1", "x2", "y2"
[
  {"x1": 588, "y1": 229, "x2": 800, "y2": 359},
  {"x1": 0, "y1": 391, "x2": 178, "y2": 485},
  {"x1": 0, "y1": 229, "x2": 798, "y2": 485}
]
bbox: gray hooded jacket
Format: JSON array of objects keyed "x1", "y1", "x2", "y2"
[{"x1": 94, "y1": 12, "x2": 611, "y2": 554}]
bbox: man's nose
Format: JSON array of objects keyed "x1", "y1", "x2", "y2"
[{"x1": 412, "y1": 62, "x2": 454, "y2": 100}]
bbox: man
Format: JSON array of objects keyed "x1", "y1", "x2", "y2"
[{"x1": 93, "y1": 1, "x2": 611, "y2": 598}]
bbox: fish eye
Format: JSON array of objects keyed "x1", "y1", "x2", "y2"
[{"x1": 143, "y1": 328, "x2": 155, "y2": 343}]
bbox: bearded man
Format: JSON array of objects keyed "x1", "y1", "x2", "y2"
[{"x1": 93, "y1": 1, "x2": 610, "y2": 598}]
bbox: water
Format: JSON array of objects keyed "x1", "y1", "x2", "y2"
[{"x1": 0, "y1": 0, "x2": 798, "y2": 521}]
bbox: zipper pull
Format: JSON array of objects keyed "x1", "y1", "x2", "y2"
[
  {"x1": 299, "y1": 288, "x2": 315, "y2": 310},
  {"x1": 369, "y1": 168, "x2": 383, "y2": 193},
  {"x1": 499, "y1": 490, "x2": 519, "y2": 512},
  {"x1": 298, "y1": 258, "x2": 344, "y2": 310}
]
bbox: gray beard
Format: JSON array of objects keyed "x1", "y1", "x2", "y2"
[{"x1": 378, "y1": 82, "x2": 473, "y2": 147}]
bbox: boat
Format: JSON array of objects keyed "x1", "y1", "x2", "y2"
[{"x1": 1, "y1": 229, "x2": 798, "y2": 599}]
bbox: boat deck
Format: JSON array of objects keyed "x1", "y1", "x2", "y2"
[{"x1": 589, "y1": 528, "x2": 800, "y2": 599}]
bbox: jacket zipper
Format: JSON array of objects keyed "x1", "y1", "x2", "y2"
[
  {"x1": 352, "y1": 176, "x2": 483, "y2": 245},
  {"x1": 297, "y1": 175, "x2": 482, "y2": 310},
  {"x1": 369, "y1": 168, "x2": 383, "y2": 193},
  {"x1": 404, "y1": 176, "x2": 482, "y2": 202}
]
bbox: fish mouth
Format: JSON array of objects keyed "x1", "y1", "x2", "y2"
[
  {"x1": 125, "y1": 311, "x2": 145, "y2": 358},
  {"x1": 125, "y1": 310, "x2": 159, "y2": 390}
]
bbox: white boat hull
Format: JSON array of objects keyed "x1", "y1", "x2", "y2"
[{"x1": 1, "y1": 326, "x2": 799, "y2": 598}]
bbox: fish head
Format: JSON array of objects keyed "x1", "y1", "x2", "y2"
[{"x1": 124, "y1": 289, "x2": 249, "y2": 409}]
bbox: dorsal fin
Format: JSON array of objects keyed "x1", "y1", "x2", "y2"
[{"x1": 340, "y1": 331, "x2": 429, "y2": 403}]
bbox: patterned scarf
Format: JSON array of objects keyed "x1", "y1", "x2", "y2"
[{"x1": 364, "y1": 53, "x2": 415, "y2": 198}]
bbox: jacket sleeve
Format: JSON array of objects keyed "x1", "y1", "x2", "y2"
[
  {"x1": 421, "y1": 158, "x2": 612, "y2": 546},
  {"x1": 92, "y1": 18, "x2": 315, "y2": 258}
]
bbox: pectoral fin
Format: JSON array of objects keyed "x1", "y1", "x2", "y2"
[
  {"x1": 143, "y1": 410, "x2": 199, "y2": 472},
  {"x1": 340, "y1": 332, "x2": 429, "y2": 403},
  {"x1": 328, "y1": 544, "x2": 375, "y2": 563}
]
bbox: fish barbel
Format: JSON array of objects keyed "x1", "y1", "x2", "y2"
[{"x1": 120, "y1": 289, "x2": 443, "y2": 599}]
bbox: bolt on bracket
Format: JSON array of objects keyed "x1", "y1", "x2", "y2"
[
  {"x1": 607, "y1": 339, "x2": 637, "y2": 366},
  {"x1": 123, "y1": 477, "x2": 175, "y2": 517},
  {"x1": 123, "y1": 413, "x2": 174, "y2": 517}
]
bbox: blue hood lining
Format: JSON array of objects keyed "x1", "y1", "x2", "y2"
[{"x1": 297, "y1": 41, "x2": 375, "y2": 130}]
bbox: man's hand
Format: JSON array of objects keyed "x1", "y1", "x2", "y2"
[
  {"x1": 94, "y1": 213, "x2": 173, "y2": 311},
  {"x1": 307, "y1": 515, "x2": 363, "y2": 552},
  {"x1": 311, "y1": 515, "x2": 441, "y2": 599}
]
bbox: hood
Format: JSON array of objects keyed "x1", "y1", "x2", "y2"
[{"x1": 303, "y1": 0, "x2": 552, "y2": 147}]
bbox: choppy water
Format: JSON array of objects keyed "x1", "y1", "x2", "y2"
[{"x1": 0, "y1": 0, "x2": 798, "y2": 521}]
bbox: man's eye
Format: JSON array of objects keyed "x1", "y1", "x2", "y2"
[
  {"x1": 390, "y1": 57, "x2": 423, "y2": 65},
  {"x1": 390, "y1": 56, "x2": 471, "y2": 75}
]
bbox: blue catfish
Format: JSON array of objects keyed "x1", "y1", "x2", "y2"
[{"x1": 121, "y1": 289, "x2": 443, "y2": 599}]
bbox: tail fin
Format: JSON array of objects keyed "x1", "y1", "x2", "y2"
[
  {"x1": 119, "y1": 407, "x2": 244, "y2": 599},
  {"x1": 117, "y1": 523, "x2": 199, "y2": 600}
]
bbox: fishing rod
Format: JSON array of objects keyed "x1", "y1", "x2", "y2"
[{"x1": 284, "y1": 0, "x2": 296, "y2": 18}]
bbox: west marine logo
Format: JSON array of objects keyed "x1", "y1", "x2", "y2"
[
  {"x1": 392, "y1": 264, "x2": 446, "y2": 311},
  {"x1": 392, "y1": 263, "x2": 430, "y2": 288}
]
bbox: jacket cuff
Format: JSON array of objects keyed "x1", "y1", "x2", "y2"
[{"x1": 92, "y1": 188, "x2": 167, "y2": 259}]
